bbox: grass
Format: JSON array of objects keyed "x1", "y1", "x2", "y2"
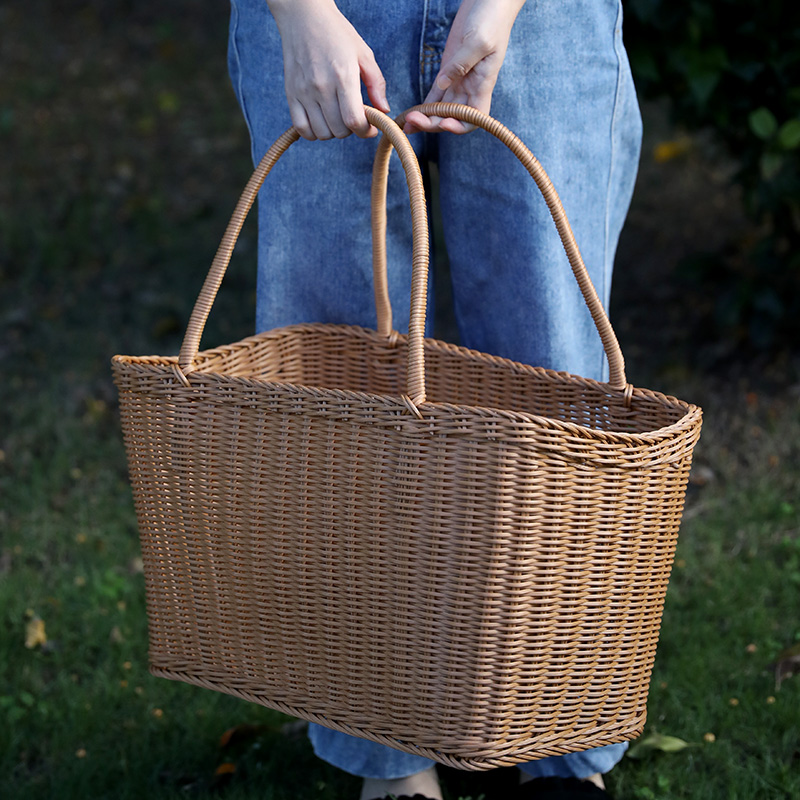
[
  {"x1": 5, "y1": 370, "x2": 799, "y2": 799},
  {"x1": 2, "y1": 2, "x2": 799, "y2": 798}
]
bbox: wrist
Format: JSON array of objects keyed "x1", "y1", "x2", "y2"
[
  {"x1": 461, "y1": 0, "x2": 526, "y2": 10},
  {"x1": 267, "y1": 0, "x2": 335, "y2": 13}
]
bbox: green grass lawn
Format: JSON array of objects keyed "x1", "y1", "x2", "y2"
[
  {"x1": 2, "y1": 3, "x2": 799, "y2": 798},
  {"x1": 3, "y1": 359, "x2": 798, "y2": 799}
]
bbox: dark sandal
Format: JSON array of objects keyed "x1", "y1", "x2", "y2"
[
  {"x1": 512, "y1": 776, "x2": 613, "y2": 799},
  {"x1": 378, "y1": 795, "x2": 440, "y2": 800}
]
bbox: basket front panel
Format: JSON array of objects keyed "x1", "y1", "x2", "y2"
[{"x1": 115, "y1": 357, "x2": 697, "y2": 760}]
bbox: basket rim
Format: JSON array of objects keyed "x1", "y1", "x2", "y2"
[{"x1": 112, "y1": 322, "x2": 702, "y2": 449}]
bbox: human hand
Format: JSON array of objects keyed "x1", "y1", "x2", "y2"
[
  {"x1": 404, "y1": 0, "x2": 525, "y2": 135},
  {"x1": 267, "y1": 0, "x2": 390, "y2": 140}
]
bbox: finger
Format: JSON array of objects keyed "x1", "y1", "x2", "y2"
[
  {"x1": 439, "y1": 117, "x2": 474, "y2": 135},
  {"x1": 438, "y1": 86, "x2": 477, "y2": 134},
  {"x1": 403, "y1": 83, "x2": 445, "y2": 134},
  {"x1": 405, "y1": 84, "x2": 474, "y2": 135},
  {"x1": 305, "y1": 102, "x2": 336, "y2": 140},
  {"x1": 403, "y1": 111, "x2": 437, "y2": 133},
  {"x1": 319, "y1": 94, "x2": 355, "y2": 139},
  {"x1": 403, "y1": 110, "x2": 444, "y2": 134},
  {"x1": 359, "y1": 48, "x2": 390, "y2": 114},
  {"x1": 288, "y1": 99, "x2": 316, "y2": 141},
  {"x1": 435, "y1": 40, "x2": 487, "y2": 93},
  {"x1": 337, "y1": 84, "x2": 376, "y2": 139}
]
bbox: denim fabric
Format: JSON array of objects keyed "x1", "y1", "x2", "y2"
[{"x1": 228, "y1": 0, "x2": 641, "y2": 780}]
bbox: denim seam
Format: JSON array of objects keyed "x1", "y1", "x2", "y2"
[
  {"x1": 602, "y1": 0, "x2": 626, "y2": 383},
  {"x1": 229, "y1": 0, "x2": 259, "y2": 165},
  {"x1": 418, "y1": 0, "x2": 430, "y2": 104}
]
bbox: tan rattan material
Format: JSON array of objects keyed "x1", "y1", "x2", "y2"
[{"x1": 112, "y1": 105, "x2": 702, "y2": 770}]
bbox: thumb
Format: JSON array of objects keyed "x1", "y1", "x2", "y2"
[
  {"x1": 359, "y1": 49, "x2": 390, "y2": 113},
  {"x1": 435, "y1": 40, "x2": 486, "y2": 91}
]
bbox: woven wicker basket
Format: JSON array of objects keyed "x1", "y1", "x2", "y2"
[{"x1": 112, "y1": 104, "x2": 702, "y2": 770}]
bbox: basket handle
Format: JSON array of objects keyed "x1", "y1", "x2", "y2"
[
  {"x1": 372, "y1": 102, "x2": 627, "y2": 390},
  {"x1": 178, "y1": 107, "x2": 431, "y2": 406}
]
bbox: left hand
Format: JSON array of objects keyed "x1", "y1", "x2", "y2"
[{"x1": 404, "y1": 0, "x2": 526, "y2": 135}]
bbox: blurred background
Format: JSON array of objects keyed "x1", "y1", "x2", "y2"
[{"x1": 2, "y1": 1, "x2": 799, "y2": 798}]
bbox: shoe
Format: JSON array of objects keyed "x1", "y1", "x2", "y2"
[
  {"x1": 512, "y1": 776, "x2": 612, "y2": 798},
  {"x1": 378, "y1": 795, "x2": 440, "y2": 800}
]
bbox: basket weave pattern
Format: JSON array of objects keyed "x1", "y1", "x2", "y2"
[{"x1": 113, "y1": 105, "x2": 702, "y2": 769}]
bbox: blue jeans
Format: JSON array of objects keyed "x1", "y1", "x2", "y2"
[{"x1": 228, "y1": 0, "x2": 641, "y2": 781}]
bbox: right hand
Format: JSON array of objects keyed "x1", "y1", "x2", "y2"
[
  {"x1": 404, "y1": 0, "x2": 525, "y2": 135},
  {"x1": 267, "y1": 0, "x2": 390, "y2": 140}
]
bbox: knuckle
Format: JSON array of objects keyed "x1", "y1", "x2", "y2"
[
  {"x1": 463, "y1": 28, "x2": 491, "y2": 52},
  {"x1": 343, "y1": 112, "x2": 366, "y2": 131}
]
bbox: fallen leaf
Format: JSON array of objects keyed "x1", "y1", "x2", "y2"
[
  {"x1": 219, "y1": 723, "x2": 267, "y2": 749},
  {"x1": 627, "y1": 732, "x2": 691, "y2": 760},
  {"x1": 24, "y1": 617, "x2": 47, "y2": 649},
  {"x1": 211, "y1": 761, "x2": 237, "y2": 790}
]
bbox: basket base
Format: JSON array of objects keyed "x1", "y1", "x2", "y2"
[{"x1": 150, "y1": 666, "x2": 643, "y2": 770}]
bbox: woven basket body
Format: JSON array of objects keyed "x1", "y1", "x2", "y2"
[{"x1": 112, "y1": 106, "x2": 702, "y2": 769}]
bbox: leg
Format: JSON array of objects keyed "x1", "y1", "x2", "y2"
[
  {"x1": 228, "y1": 0, "x2": 441, "y2": 790},
  {"x1": 518, "y1": 742, "x2": 628, "y2": 783},
  {"x1": 438, "y1": 0, "x2": 641, "y2": 381},
  {"x1": 436, "y1": 0, "x2": 641, "y2": 779}
]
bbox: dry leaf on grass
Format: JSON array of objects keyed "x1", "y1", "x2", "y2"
[
  {"x1": 24, "y1": 617, "x2": 47, "y2": 649},
  {"x1": 627, "y1": 732, "x2": 691, "y2": 760},
  {"x1": 219, "y1": 723, "x2": 267, "y2": 749}
]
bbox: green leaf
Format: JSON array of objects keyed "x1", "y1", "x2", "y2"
[
  {"x1": 760, "y1": 153, "x2": 784, "y2": 180},
  {"x1": 777, "y1": 119, "x2": 800, "y2": 150},
  {"x1": 683, "y1": 45, "x2": 728, "y2": 108},
  {"x1": 627, "y1": 732, "x2": 691, "y2": 759},
  {"x1": 750, "y1": 107, "x2": 778, "y2": 139}
]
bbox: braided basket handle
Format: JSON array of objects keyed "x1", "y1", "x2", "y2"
[
  {"x1": 178, "y1": 107, "x2": 431, "y2": 406},
  {"x1": 372, "y1": 102, "x2": 627, "y2": 390}
]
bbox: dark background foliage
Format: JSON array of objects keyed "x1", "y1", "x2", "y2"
[{"x1": 625, "y1": 0, "x2": 800, "y2": 354}]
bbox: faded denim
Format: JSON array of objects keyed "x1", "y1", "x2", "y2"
[{"x1": 228, "y1": 0, "x2": 641, "y2": 780}]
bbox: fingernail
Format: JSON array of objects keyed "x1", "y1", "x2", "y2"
[{"x1": 436, "y1": 75, "x2": 452, "y2": 91}]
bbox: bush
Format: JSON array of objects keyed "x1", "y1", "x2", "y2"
[{"x1": 624, "y1": 0, "x2": 800, "y2": 352}]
